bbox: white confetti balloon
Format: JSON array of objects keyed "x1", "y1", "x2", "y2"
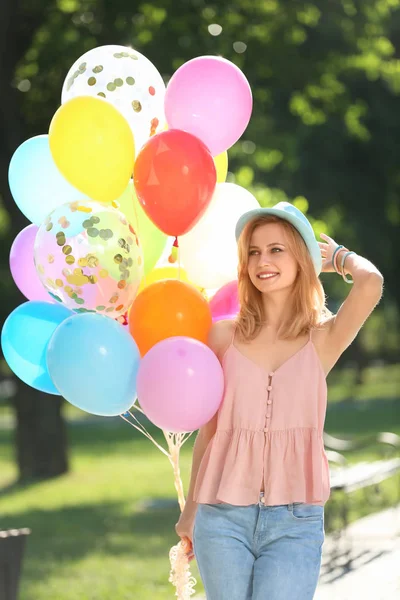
[{"x1": 61, "y1": 45, "x2": 166, "y2": 155}]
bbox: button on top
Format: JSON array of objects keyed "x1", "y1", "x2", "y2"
[
  {"x1": 267, "y1": 385, "x2": 272, "y2": 391},
  {"x1": 260, "y1": 496, "x2": 266, "y2": 504},
  {"x1": 267, "y1": 400, "x2": 272, "y2": 405},
  {"x1": 269, "y1": 372, "x2": 275, "y2": 377}
]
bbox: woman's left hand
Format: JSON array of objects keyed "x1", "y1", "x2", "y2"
[{"x1": 318, "y1": 233, "x2": 344, "y2": 273}]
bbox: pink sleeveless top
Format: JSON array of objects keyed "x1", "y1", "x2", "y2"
[{"x1": 193, "y1": 326, "x2": 331, "y2": 507}]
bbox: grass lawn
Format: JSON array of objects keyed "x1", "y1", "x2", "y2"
[
  {"x1": 0, "y1": 367, "x2": 399, "y2": 599},
  {"x1": 0, "y1": 421, "x2": 200, "y2": 600}
]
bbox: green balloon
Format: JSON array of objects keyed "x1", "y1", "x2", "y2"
[{"x1": 116, "y1": 181, "x2": 167, "y2": 275}]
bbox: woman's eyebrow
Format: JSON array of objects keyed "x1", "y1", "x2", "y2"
[{"x1": 249, "y1": 242, "x2": 285, "y2": 248}]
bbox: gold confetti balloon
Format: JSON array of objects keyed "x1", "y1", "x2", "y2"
[
  {"x1": 33, "y1": 201, "x2": 144, "y2": 316},
  {"x1": 61, "y1": 45, "x2": 166, "y2": 156}
]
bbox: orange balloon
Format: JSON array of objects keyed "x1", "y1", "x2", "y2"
[{"x1": 128, "y1": 279, "x2": 212, "y2": 355}]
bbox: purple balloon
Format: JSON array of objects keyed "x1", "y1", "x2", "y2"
[
  {"x1": 10, "y1": 224, "x2": 50, "y2": 302},
  {"x1": 165, "y1": 56, "x2": 253, "y2": 156},
  {"x1": 137, "y1": 336, "x2": 224, "y2": 433},
  {"x1": 209, "y1": 280, "x2": 239, "y2": 323}
]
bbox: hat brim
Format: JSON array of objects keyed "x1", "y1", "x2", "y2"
[{"x1": 235, "y1": 207, "x2": 322, "y2": 275}]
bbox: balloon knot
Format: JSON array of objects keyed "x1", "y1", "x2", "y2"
[
  {"x1": 115, "y1": 311, "x2": 128, "y2": 326},
  {"x1": 173, "y1": 237, "x2": 179, "y2": 248}
]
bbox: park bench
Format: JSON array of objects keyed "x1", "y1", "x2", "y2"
[{"x1": 323, "y1": 431, "x2": 400, "y2": 568}]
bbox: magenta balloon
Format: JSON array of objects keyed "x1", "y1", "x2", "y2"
[
  {"x1": 10, "y1": 224, "x2": 50, "y2": 301},
  {"x1": 209, "y1": 280, "x2": 239, "y2": 322},
  {"x1": 137, "y1": 336, "x2": 224, "y2": 432},
  {"x1": 164, "y1": 56, "x2": 252, "y2": 156}
]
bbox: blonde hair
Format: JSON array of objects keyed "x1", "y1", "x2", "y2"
[{"x1": 236, "y1": 215, "x2": 332, "y2": 341}]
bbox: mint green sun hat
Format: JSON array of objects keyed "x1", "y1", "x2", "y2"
[{"x1": 235, "y1": 201, "x2": 322, "y2": 276}]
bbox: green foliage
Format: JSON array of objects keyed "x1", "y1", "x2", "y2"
[
  {"x1": 0, "y1": 195, "x2": 11, "y2": 237},
  {"x1": 2, "y1": 0, "x2": 400, "y2": 356}
]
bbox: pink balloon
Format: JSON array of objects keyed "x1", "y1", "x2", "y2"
[
  {"x1": 165, "y1": 56, "x2": 252, "y2": 156},
  {"x1": 137, "y1": 336, "x2": 224, "y2": 432},
  {"x1": 10, "y1": 224, "x2": 51, "y2": 301},
  {"x1": 209, "y1": 280, "x2": 239, "y2": 323}
]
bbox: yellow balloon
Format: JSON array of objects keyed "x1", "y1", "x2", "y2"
[
  {"x1": 138, "y1": 266, "x2": 188, "y2": 293},
  {"x1": 214, "y1": 151, "x2": 228, "y2": 183},
  {"x1": 138, "y1": 266, "x2": 204, "y2": 295},
  {"x1": 49, "y1": 96, "x2": 135, "y2": 203},
  {"x1": 115, "y1": 181, "x2": 167, "y2": 276}
]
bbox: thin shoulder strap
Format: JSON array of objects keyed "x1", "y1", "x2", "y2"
[
  {"x1": 220, "y1": 320, "x2": 237, "y2": 363},
  {"x1": 309, "y1": 328, "x2": 313, "y2": 342}
]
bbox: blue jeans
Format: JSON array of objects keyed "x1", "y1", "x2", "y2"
[{"x1": 193, "y1": 493, "x2": 325, "y2": 600}]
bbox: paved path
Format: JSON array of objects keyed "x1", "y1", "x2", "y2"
[
  {"x1": 195, "y1": 504, "x2": 400, "y2": 599},
  {"x1": 315, "y1": 504, "x2": 400, "y2": 600}
]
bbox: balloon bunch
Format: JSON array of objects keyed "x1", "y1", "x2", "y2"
[{"x1": 2, "y1": 45, "x2": 257, "y2": 599}]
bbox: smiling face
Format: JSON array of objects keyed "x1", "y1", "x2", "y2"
[
  {"x1": 236, "y1": 215, "x2": 325, "y2": 340},
  {"x1": 247, "y1": 221, "x2": 299, "y2": 293}
]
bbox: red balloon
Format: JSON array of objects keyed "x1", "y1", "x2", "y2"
[{"x1": 133, "y1": 129, "x2": 216, "y2": 236}]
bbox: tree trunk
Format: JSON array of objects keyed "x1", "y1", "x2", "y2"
[
  {"x1": 0, "y1": 0, "x2": 69, "y2": 482},
  {"x1": 12, "y1": 381, "x2": 68, "y2": 480}
]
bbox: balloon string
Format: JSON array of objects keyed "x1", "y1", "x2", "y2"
[
  {"x1": 128, "y1": 407, "x2": 163, "y2": 447},
  {"x1": 130, "y1": 180, "x2": 142, "y2": 250},
  {"x1": 163, "y1": 432, "x2": 185, "y2": 512},
  {"x1": 162, "y1": 431, "x2": 196, "y2": 510},
  {"x1": 121, "y1": 411, "x2": 194, "y2": 459},
  {"x1": 173, "y1": 237, "x2": 181, "y2": 281},
  {"x1": 164, "y1": 430, "x2": 197, "y2": 598},
  {"x1": 120, "y1": 407, "x2": 198, "y2": 598},
  {"x1": 119, "y1": 412, "x2": 169, "y2": 457},
  {"x1": 168, "y1": 542, "x2": 197, "y2": 599}
]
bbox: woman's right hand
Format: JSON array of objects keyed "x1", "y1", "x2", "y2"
[{"x1": 175, "y1": 513, "x2": 196, "y2": 562}]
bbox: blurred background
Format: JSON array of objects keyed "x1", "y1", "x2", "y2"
[{"x1": 0, "y1": 0, "x2": 399, "y2": 598}]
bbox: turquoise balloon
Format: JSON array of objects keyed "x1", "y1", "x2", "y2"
[
  {"x1": 1, "y1": 301, "x2": 72, "y2": 394},
  {"x1": 8, "y1": 134, "x2": 88, "y2": 226},
  {"x1": 47, "y1": 313, "x2": 140, "y2": 416}
]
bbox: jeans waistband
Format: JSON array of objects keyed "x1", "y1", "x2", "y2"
[{"x1": 258, "y1": 492, "x2": 296, "y2": 510}]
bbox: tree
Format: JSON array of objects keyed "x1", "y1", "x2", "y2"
[
  {"x1": 0, "y1": 0, "x2": 68, "y2": 480},
  {"x1": 1, "y1": 0, "x2": 399, "y2": 479}
]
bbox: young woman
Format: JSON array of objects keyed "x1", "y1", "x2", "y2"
[{"x1": 175, "y1": 201, "x2": 383, "y2": 600}]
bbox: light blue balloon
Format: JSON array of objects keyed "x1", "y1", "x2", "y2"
[
  {"x1": 8, "y1": 134, "x2": 89, "y2": 226},
  {"x1": 1, "y1": 301, "x2": 73, "y2": 394},
  {"x1": 46, "y1": 313, "x2": 141, "y2": 416},
  {"x1": 35, "y1": 200, "x2": 97, "y2": 242}
]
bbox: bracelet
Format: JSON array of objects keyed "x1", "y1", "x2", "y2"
[
  {"x1": 340, "y1": 251, "x2": 356, "y2": 284},
  {"x1": 331, "y1": 245, "x2": 344, "y2": 274},
  {"x1": 333, "y1": 246, "x2": 349, "y2": 274},
  {"x1": 335, "y1": 247, "x2": 349, "y2": 274}
]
